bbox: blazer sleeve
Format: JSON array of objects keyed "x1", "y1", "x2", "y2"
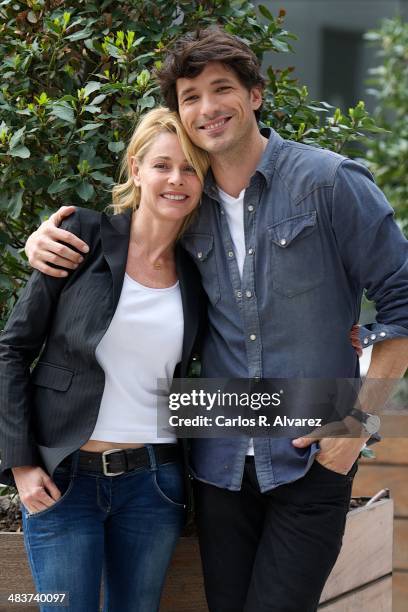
[{"x1": 0, "y1": 212, "x2": 81, "y2": 484}]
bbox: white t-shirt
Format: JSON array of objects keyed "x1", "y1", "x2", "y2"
[
  {"x1": 90, "y1": 274, "x2": 183, "y2": 443},
  {"x1": 217, "y1": 186, "x2": 246, "y2": 277},
  {"x1": 217, "y1": 187, "x2": 254, "y2": 456}
]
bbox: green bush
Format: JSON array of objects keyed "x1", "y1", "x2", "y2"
[
  {"x1": 0, "y1": 0, "x2": 381, "y2": 326},
  {"x1": 364, "y1": 17, "x2": 408, "y2": 230}
]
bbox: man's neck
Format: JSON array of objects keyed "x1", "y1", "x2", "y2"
[{"x1": 210, "y1": 130, "x2": 268, "y2": 198}]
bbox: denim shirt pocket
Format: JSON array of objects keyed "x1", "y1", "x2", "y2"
[
  {"x1": 267, "y1": 210, "x2": 325, "y2": 298},
  {"x1": 182, "y1": 233, "x2": 221, "y2": 305}
]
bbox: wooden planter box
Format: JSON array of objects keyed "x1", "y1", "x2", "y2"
[
  {"x1": 160, "y1": 497, "x2": 394, "y2": 611},
  {"x1": 0, "y1": 498, "x2": 393, "y2": 611}
]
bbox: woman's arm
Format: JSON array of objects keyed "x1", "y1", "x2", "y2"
[{"x1": 0, "y1": 212, "x2": 82, "y2": 485}]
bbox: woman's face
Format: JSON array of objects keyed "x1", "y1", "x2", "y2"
[{"x1": 131, "y1": 132, "x2": 202, "y2": 223}]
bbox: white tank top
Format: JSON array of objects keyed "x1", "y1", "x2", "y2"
[{"x1": 90, "y1": 273, "x2": 183, "y2": 443}]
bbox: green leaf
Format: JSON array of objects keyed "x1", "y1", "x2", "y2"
[
  {"x1": 138, "y1": 96, "x2": 155, "y2": 111},
  {"x1": 8, "y1": 190, "x2": 24, "y2": 218},
  {"x1": 75, "y1": 181, "x2": 95, "y2": 202},
  {"x1": 137, "y1": 69, "x2": 150, "y2": 88},
  {"x1": 272, "y1": 39, "x2": 290, "y2": 53},
  {"x1": 108, "y1": 141, "x2": 125, "y2": 153},
  {"x1": 104, "y1": 43, "x2": 123, "y2": 59},
  {"x1": 92, "y1": 95, "x2": 107, "y2": 105},
  {"x1": 258, "y1": 5, "x2": 274, "y2": 21},
  {"x1": 9, "y1": 145, "x2": 30, "y2": 158},
  {"x1": 77, "y1": 123, "x2": 101, "y2": 132},
  {"x1": 83, "y1": 105, "x2": 101, "y2": 114},
  {"x1": 66, "y1": 28, "x2": 94, "y2": 42},
  {"x1": 9, "y1": 127, "x2": 26, "y2": 149},
  {"x1": 91, "y1": 171, "x2": 114, "y2": 184},
  {"x1": 50, "y1": 104, "x2": 75, "y2": 124},
  {"x1": 360, "y1": 446, "x2": 375, "y2": 459},
  {"x1": 83, "y1": 81, "x2": 101, "y2": 97},
  {"x1": 47, "y1": 178, "x2": 71, "y2": 194}
]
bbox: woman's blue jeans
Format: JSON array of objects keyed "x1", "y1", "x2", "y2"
[{"x1": 21, "y1": 446, "x2": 186, "y2": 612}]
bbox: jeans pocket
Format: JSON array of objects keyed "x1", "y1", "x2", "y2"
[
  {"x1": 313, "y1": 458, "x2": 357, "y2": 483},
  {"x1": 25, "y1": 473, "x2": 75, "y2": 519},
  {"x1": 152, "y1": 462, "x2": 186, "y2": 508}
]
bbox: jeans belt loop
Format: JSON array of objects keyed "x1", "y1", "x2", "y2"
[
  {"x1": 146, "y1": 444, "x2": 158, "y2": 471},
  {"x1": 70, "y1": 449, "x2": 81, "y2": 477},
  {"x1": 101, "y1": 449, "x2": 126, "y2": 476}
]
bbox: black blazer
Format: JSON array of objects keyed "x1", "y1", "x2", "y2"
[{"x1": 0, "y1": 208, "x2": 206, "y2": 485}]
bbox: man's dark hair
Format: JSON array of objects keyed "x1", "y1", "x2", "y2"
[{"x1": 156, "y1": 28, "x2": 265, "y2": 121}]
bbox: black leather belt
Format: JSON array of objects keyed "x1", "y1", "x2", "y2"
[{"x1": 60, "y1": 444, "x2": 181, "y2": 476}]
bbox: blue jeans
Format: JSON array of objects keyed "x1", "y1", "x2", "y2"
[{"x1": 21, "y1": 446, "x2": 185, "y2": 612}]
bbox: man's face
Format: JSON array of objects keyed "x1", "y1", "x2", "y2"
[{"x1": 176, "y1": 62, "x2": 262, "y2": 156}]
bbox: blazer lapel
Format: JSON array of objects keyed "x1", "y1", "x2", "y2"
[
  {"x1": 176, "y1": 244, "x2": 200, "y2": 377},
  {"x1": 100, "y1": 210, "x2": 132, "y2": 311}
]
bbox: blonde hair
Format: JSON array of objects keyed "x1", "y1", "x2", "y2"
[{"x1": 112, "y1": 107, "x2": 209, "y2": 233}]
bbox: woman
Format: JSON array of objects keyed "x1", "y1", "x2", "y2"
[{"x1": 0, "y1": 108, "x2": 209, "y2": 612}]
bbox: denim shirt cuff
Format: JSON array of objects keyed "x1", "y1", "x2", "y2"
[{"x1": 358, "y1": 322, "x2": 408, "y2": 348}]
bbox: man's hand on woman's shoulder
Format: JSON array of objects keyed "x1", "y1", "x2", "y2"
[{"x1": 25, "y1": 205, "x2": 90, "y2": 277}]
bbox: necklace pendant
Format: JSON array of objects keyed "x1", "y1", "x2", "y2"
[{"x1": 153, "y1": 262, "x2": 162, "y2": 270}]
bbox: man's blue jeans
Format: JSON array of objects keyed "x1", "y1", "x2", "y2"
[{"x1": 21, "y1": 447, "x2": 185, "y2": 612}]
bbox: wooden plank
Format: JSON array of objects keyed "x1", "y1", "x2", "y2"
[
  {"x1": 161, "y1": 538, "x2": 206, "y2": 611},
  {"x1": 319, "y1": 499, "x2": 393, "y2": 603},
  {"x1": 360, "y1": 438, "x2": 408, "y2": 465},
  {"x1": 318, "y1": 575, "x2": 392, "y2": 611},
  {"x1": 374, "y1": 414, "x2": 408, "y2": 438},
  {"x1": 0, "y1": 533, "x2": 35, "y2": 591},
  {"x1": 352, "y1": 464, "x2": 408, "y2": 516},
  {"x1": 0, "y1": 533, "x2": 36, "y2": 610},
  {"x1": 394, "y1": 519, "x2": 408, "y2": 570},
  {"x1": 0, "y1": 500, "x2": 395, "y2": 611},
  {"x1": 392, "y1": 571, "x2": 408, "y2": 612}
]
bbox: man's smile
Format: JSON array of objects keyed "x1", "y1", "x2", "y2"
[{"x1": 198, "y1": 116, "x2": 232, "y2": 132}]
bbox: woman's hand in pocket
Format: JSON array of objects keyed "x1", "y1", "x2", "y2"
[{"x1": 12, "y1": 465, "x2": 61, "y2": 514}]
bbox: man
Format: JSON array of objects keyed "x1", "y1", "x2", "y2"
[{"x1": 24, "y1": 29, "x2": 408, "y2": 612}]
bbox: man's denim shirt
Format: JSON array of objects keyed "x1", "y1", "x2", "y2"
[{"x1": 181, "y1": 128, "x2": 408, "y2": 492}]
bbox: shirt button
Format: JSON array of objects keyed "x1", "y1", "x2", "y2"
[
  {"x1": 379, "y1": 331, "x2": 386, "y2": 337},
  {"x1": 248, "y1": 248, "x2": 254, "y2": 255},
  {"x1": 370, "y1": 334, "x2": 376, "y2": 340},
  {"x1": 228, "y1": 251, "x2": 234, "y2": 258},
  {"x1": 280, "y1": 238, "x2": 287, "y2": 246},
  {"x1": 246, "y1": 291, "x2": 252, "y2": 298},
  {"x1": 197, "y1": 252, "x2": 203, "y2": 259},
  {"x1": 248, "y1": 205, "x2": 254, "y2": 212},
  {"x1": 250, "y1": 334, "x2": 257, "y2": 341},
  {"x1": 363, "y1": 338, "x2": 369, "y2": 345},
  {"x1": 236, "y1": 291, "x2": 242, "y2": 298}
]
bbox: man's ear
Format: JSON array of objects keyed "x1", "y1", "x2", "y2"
[
  {"x1": 250, "y1": 85, "x2": 263, "y2": 111},
  {"x1": 130, "y1": 156, "x2": 141, "y2": 186}
]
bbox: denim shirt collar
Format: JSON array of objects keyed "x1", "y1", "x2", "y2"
[{"x1": 202, "y1": 127, "x2": 284, "y2": 200}]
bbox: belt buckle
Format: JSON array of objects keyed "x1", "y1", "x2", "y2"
[{"x1": 102, "y1": 449, "x2": 125, "y2": 476}]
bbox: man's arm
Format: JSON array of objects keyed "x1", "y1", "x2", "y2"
[
  {"x1": 293, "y1": 338, "x2": 408, "y2": 474},
  {"x1": 25, "y1": 205, "x2": 89, "y2": 277},
  {"x1": 293, "y1": 160, "x2": 408, "y2": 473}
]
